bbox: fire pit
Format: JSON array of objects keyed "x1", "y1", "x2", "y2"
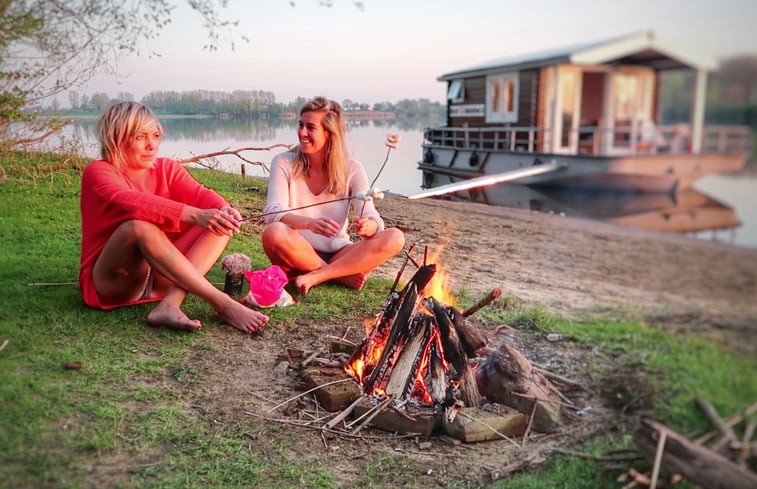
[{"x1": 293, "y1": 252, "x2": 570, "y2": 442}]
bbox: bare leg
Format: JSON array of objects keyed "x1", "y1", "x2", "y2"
[
  {"x1": 262, "y1": 222, "x2": 327, "y2": 274},
  {"x1": 93, "y1": 220, "x2": 269, "y2": 333},
  {"x1": 294, "y1": 228, "x2": 405, "y2": 294}
]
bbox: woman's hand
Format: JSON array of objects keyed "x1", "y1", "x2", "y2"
[
  {"x1": 308, "y1": 217, "x2": 340, "y2": 237},
  {"x1": 353, "y1": 217, "x2": 378, "y2": 238},
  {"x1": 188, "y1": 206, "x2": 241, "y2": 236}
]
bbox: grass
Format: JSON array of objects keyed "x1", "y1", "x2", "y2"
[{"x1": 1, "y1": 150, "x2": 755, "y2": 488}]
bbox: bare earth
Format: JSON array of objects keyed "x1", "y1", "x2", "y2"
[
  {"x1": 376, "y1": 194, "x2": 757, "y2": 355},
  {"x1": 97, "y1": 196, "x2": 757, "y2": 488}
]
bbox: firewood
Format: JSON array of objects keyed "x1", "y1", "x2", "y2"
[
  {"x1": 426, "y1": 342, "x2": 449, "y2": 405},
  {"x1": 462, "y1": 288, "x2": 501, "y2": 317},
  {"x1": 449, "y1": 306, "x2": 488, "y2": 356},
  {"x1": 324, "y1": 395, "x2": 365, "y2": 430},
  {"x1": 696, "y1": 397, "x2": 738, "y2": 446},
  {"x1": 738, "y1": 420, "x2": 756, "y2": 466},
  {"x1": 443, "y1": 406, "x2": 525, "y2": 443},
  {"x1": 384, "y1": 317, "x2": 431, "y2": 398},
  {"x1": 695, "y1": 402, "x2": 757, "y2": 445},
  {"x1": 364, "y1": 283, "x2": 420, "y2": 392},
  {"x1": 634, "y1": 418, "x2": 757, "y2": 489},
  {"x1": 350, "y1": 395, "x2": 396, "y2": 434},
  {"x1": 428, "y1": 297, "x2": 467, "y2": 373}
]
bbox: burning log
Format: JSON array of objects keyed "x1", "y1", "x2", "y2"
[
  {"x1": 384, "y1": 316, "x2": 431, "y2": 399},
  {"x1": 427, "y1": 343, "x2": 449, "y2": 405},
  {"x1": 349, "y1": 264, "x2": 437, "y2": 393},
  {"x1": 449, "y1": 305, "x2": 488, "y2": 356},
  {"x1": 427, "y1": 297, "x2": 481, "y2": 407}
]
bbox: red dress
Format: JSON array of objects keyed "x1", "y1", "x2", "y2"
[{"x1": 79, "y1": 158, "x2": 228, "y2": 309}]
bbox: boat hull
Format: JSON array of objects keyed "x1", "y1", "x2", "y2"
[{"x1": 419, "y1": 146, "x2": 747, "y2": 193}]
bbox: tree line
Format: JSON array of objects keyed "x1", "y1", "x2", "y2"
[
  {"x1": 662, "y1": 55, "x2": 757, "y2": 126},
  {"x1": 58, "y1": 90, "x2": 445, "y2": 119}
]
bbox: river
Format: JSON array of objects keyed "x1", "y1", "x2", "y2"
[{"x1": 60, "y1": 117, "x2": 757, "y2": 250}]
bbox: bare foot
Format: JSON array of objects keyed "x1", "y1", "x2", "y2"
[
  {"x1": 147, "y1": 303, "x2": 202, "y2": 332},
  {"x1": 295, "y1": 272, "x2": 367, "y2": 295},
  {"x1": 335, "y1": 273, "x2": 367, "y2": 290},
  {"x1": 294, "y1": 274, "x2": 317, "y2": 295},
  {"x1": 216, "y1": 298, "x2": 269, "y2": 334}
]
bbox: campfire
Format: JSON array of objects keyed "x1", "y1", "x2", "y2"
[
  {"x1": 290, "y1": 249, "x2": 568, "y2": 442},
  {"x1": 346, "y1": 262, "x2": 485, "y2": 408}
]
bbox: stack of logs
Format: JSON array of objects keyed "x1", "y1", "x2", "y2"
[{"x1": 630, "y1": 399, "x2": 757, "y2": 489}]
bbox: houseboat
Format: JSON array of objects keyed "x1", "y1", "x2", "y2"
[{"x1": 419, "y1": 31, "x2": 751, "y2": 194}]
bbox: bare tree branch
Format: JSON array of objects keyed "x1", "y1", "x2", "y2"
[{"x1": 176, "y1": 143, "x2": 293, "y2": 173}]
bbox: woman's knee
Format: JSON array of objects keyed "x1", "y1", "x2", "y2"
[
  {"x1": 378, "y1": 227, "x2": 405, "y2": 255},
  {"x1": 111, "y1": 219, "x2": 160, "y2": 243},
  {"x1": 262, "y1": 222, "x2": 293, "y2": 250}
]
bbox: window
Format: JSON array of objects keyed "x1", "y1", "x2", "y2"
[
  {"x1": 447, "y1": 80, "x2": 464, "y2": 103},
  {"x1": 485, "y1": 73, "x2": 519, "y2": 123}
]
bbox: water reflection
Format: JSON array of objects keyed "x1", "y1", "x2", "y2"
[{"x1": 459, "y1": 184, "x2": 741, "y2": 236}]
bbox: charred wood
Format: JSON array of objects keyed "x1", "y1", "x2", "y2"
[
  {"x1": 384, "y1": 316, "x2": 431, "y2": 399},
  {"x1": 426, "y1": 341, "x2": 450, "y2": 405},
  {"x1": 449, "y1": 306, "x2": 488, "y2": 357},
  {"x1": 463, "y1": 288, "x2": 502, "y2": 317},
  {"x1": 364, "y1": 282, "x2": 421, "y2": 392}
]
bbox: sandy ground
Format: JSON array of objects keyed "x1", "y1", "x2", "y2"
[{"x1": 375, "y1": 194, "x2": 757, "y2": 354}]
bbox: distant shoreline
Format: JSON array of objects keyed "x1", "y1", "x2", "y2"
[{"x1": 44, "y1": 111, "x2": 399, "y2": 121}]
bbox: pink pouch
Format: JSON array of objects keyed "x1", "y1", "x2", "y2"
[{"x1": 244, "y1": 265, "x2": 290, "y2": 307}]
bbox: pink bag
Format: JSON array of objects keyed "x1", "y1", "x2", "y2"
[{"x1": 244, "y1": 265, "x2": 293, "y2": 308}]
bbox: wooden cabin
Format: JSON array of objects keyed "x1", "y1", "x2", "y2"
[{"x1": 420, "y1": 31, "x2": 750, "y2": 192}]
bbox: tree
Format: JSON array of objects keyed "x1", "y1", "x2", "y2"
[{"x1": 0, "y1": 0, "x2": 244, "y2": 148}]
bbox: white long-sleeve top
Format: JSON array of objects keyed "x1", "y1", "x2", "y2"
[{"x1": 263, "y1": 151, "x2": 385, "y2": 253}]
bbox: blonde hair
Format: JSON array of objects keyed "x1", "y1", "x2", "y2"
[
  {"x1": 94, "y1": 102, "x2": 162, "y2": 170},
  {"x1": 291, "y1": 97, "x2": 348, "y2": 196}
]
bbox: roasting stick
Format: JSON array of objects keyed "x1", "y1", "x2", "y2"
[{"x1": 359, "y1": 133, "x2": 400, "y2": 218}]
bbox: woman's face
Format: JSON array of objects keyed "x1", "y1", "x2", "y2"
[
  {"x1": 298, "y1": 110, "x2": 330, "y2": 156},
  {"x1": 123, "y1": 120, "x2": 162, "y2": 170}
]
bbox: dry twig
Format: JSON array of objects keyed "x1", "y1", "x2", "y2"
[
  {"x1": 265, "y1": 378, "x2": 352, "y2": 413},
  {"x1": 176, "y1": 143, "x2": 292, "y2": 170}
]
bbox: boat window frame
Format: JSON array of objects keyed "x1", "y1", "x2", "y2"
[
  {"x1": 485, "y1": 72, "x2": 519, "y2": 123},
  {"x1": 447, "y1": 80, "x2": 465, "y2": 103}
]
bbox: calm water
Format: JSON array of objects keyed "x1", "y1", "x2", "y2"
[{"x1": 60, "y1": 117, "x2": 757, "y2": 250}]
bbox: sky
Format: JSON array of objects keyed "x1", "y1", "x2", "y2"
[{"x1": 81, "y1": 0, "x2": 757, "y2": 106}]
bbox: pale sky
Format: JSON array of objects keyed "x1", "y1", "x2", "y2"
[{"x1": 82, "y1": 0, "x2": 757, "y2": 105}]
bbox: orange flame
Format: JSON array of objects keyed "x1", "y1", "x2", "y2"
[{"x1": 346, "y1": 248, "x2": 459, "y2": 404}]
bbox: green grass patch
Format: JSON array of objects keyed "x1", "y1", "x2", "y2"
[{"x1": 1, "y1": 150, "x2": 755, "y2": 488}]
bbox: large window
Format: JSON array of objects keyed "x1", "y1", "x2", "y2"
[{"x1": 485, "y1": 73, "x2": 519, "y2": 123}]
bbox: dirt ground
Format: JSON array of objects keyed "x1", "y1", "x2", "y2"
[{"x1": 189, "y1": 196, "x2": 757, "y2": 487}]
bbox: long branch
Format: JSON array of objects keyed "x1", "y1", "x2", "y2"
[{"x1": 176, "y1": 144, "x2": 293, "y2": 168}]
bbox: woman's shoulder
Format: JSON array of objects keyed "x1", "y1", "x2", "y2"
[
  {"x1": 272, "y1": 150, "x2": 296, "y2": 165},
  {"x1": 82, "y1": 159, "x2": 115, "y2": 177}
]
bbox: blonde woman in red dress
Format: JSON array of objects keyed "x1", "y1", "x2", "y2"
[{"x1": 79, "y1": 102, "x2": 268, "y2": 333}]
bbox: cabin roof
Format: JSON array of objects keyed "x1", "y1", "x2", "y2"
[{"x1": 438, "y1": 31, "x2": 717, "y2": 81}]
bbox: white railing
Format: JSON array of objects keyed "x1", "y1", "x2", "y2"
[{"x1": 425, "y1": 124, "x2": 752, "y2": 156}]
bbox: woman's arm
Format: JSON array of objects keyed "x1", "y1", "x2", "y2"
[{"x1": 349, "y1": 160, "x2": 385, "y2": 235}]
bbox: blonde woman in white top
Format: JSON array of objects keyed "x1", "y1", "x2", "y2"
[{"x1": 262, "y1": 97, "x2": 405, "y2": 294}]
